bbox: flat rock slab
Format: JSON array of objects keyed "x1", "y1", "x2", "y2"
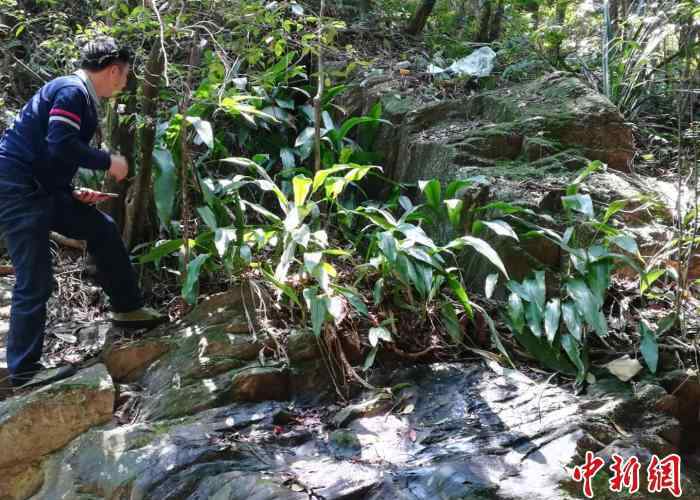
[
  {"x1": 0, "y1": 364, "x2": 114, "y2": 498},
  {"x1": 27, "y1": 362, "x2": 700, "y2": 500}
]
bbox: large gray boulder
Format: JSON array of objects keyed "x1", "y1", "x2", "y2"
[{"x1": 0, "y1": 364, "x2": 114, "y2": 499}]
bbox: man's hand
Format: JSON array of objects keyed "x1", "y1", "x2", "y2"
[
  {"x1": 108, "y1": 154, "x2": 128, "y2": 182},
  {"x1": 72, "y1": 188, "x2": 118, "y2": 205}
]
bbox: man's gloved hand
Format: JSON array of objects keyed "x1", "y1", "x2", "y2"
[
  {"x1": 72, "y1": 188, "x2": 118, "y2": 205},
  {"x1": 108, "y1": 154, "x2": 128, "y2": 182}
]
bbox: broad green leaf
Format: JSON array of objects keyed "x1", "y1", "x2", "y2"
[
  {"x1": 197, "y1": 206, "x2": 218, "y2": 230},
  {"x1": 344, "y1": 165, "x2": 377, "y2": 183},
  {"x1": 640, "y1": 321, "x2": 658, "y2": 374},
  {"x1": 363, "y1": 345, "x2": 379, "y2": 371},
  {"x1": 444, "y1": 236, "x2": 509, "y2": 279},
  {"x1": 603, "y1": 199, "x2": 628, "y2": 223},
  {"x1": 310, "y1": 293, "x2": 328, "y2": 337},
  {"x1": 544, "y1": 298, "x2": 561, "y2": 344},
  {"x1": 507, "y1": 293, "x2": 525, "y2": 334},
  {"x1": 485, "y1": 273, "x2": 498, "y2": 299},
  {"x1": 378, "y1": 231, "x2": 397, "y2": 263},
  {"x1": 182, "y1": 254, "x2": 209, "y2": 305},
  {"x1": 398, "y1": 223, "x2": 437, "y2": 249},
  {"x1": 609, "y1": 234, "x2": 638, "y2": 254},
  {"x1": 293, "y1": 175, "x2": 313, "y2": 207},
  {"x1": 304, "y1": 251, "x2": 323, "y2": 274},
  {"x1": 152, "y1": 148, "x2": 177, "y2": 226},
  {"x1": 586, "y1": 259, "x2": 612, "y2": 306},
  {"x1": 214, "y1": 228, "x2": 237, "y2": 257},
  {"x1": 508, "y1": 321, "x2": 575, "y2": 375},
  {"x1": 335, "y1": 286, "x2": 369, "y2": 317},
  {"x1": 312, "y1": 164, "x2": 353, "y2": 193},
  {"x1": 262, "y1": 268, "x2": 302, "y2": 308},
  {"x1": 448, "y1": 275, "x2": 473, "y2": 319},
  {"x1": 280, "y1": 147, "x2": 295, "y2": 168},
  {"x1": 533, "y1": 271, "x2": 547, "y2": 311},
  {"x1": 139, "y1": 239, "x2": 184, "y2": 263},
  {"x1": 338, "y1": 116, "x2": 389, "y2": 142},
  {"x1": 641, "y1": 268, "x2": 665, "y2": 294},
  {"x1": 656, "y1": 313, "x2": 677, "y2": 336},
  {"x1": 475, "y1": 220, "x2": 519, "y2": 241},
  {"x1": 561, "y1": 334, "x2": 586, "y2": 384},
  {"x1": 446, "y1": 179, "x2": 474, "y2": 198},
  {"x1": 418, "y1": 179, "x2": 441, "y2": 211},
  {"x1": 186, "y1": 116, "x2": 214, "y2": 150},
  {"x1": 413, "y1": 262, "x2": 433, "y2": 298},
  {"x1": 506, "y1": 280, "x2": 533, "y2": 303},
  {"x1": 275, "y1": 239, "x2": 297, "y2": 282},
  {"x1": 567, "y1": 161, "x2": 603, "y2": 195},
  {"x1": 324, "y1": 177, "x2": 347, "y2": 200},
  {"x1": 562, "y1": 194, "x2": 594, "y2": 218},
  {"x1": 445, "y1": 199, "x2": 464, "y2": 229},
  {"x1": 561, "y1": 301, "x2": 582, "y2": 342},
  {"x1": 369, "y1": 326, "x2": 392, "y2": 347},
  {"x1": 441, "y1": 301, "x2": 462, "y2": 344},
  {"x1": 525, "y1": 300, "x2": 543, "y2": 337},
  {"x1": 566, "y1": 279, "x2": 608, "y2": 338},
  {"x1": 291, "y1": 224, "x2": 311, "y2": 247},
  {"x1": 294, "y1": 126, "x2": 316, "y2": 147},
  {"x1": 404, "y1": 246, "x2": 440, "y2": 269},
  {"x1": 373, "y1": 277, "x2": 384, "y2": 305}
]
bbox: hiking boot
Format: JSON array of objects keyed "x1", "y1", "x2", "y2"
[
  {"x1": 12, "y1": 364, "x2": 77, "y2": 390},
  {"x1": 111, "y1": 306, "x2": 168, "y2": 329}
]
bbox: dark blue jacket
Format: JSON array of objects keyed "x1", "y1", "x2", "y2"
[{"x1": 0, "y1": 75, "x2": 110, "y2": 192}]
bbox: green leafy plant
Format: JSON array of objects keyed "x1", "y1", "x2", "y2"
[{"x1": 503, "y1": 162, "x2": 647, "y2": 383}]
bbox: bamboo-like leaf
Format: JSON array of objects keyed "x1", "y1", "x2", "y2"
[
  {"x1": 445, "y1": 199, "x2": 464, "y2": 229},
  {"x1": 566, "y1": 279, "x2": 608, "y2": 338},
  {"x1": 214, "y1": 228, "x2": 236, "y2": 257},
  {"x1": 448, "y1": 275, "x2": 473, "y2": 319},
  {"x1": 475, "y1": 220, "x2": 519, "y2": 241},
  {"x1": 182, "y1": 254, "x2": 209, "y2": 305},
  {"x1": 293, "y1": 175, "x2": 312, "y2": 207},
  {"x1": 441, "y1": 301, "x2": 462, "y2": 344},
  {"x1": 640, "y1": 321, "x2": 658, "y2": 374},
  {"x1": 485, "y1": 273, "x2": 498, "y2": 299},
  {"x1": 152, "y1": 148, "x2": 177, "y2": 226},
  {"x1": 444, "y1": 236, "x2": 509, "y2": 279},
  {"x1": 544, "y1": 298, "x2": 561, "y2": 344},
  {"x1": 560, "y1": 333, "x2": 586, "y2": 383},
  {"x1": 186, "y1": 116, "x2": 214, "y2": 150},
  {"x1": 640, "y1": 268, "x2": 665, "y2": 294},
  {"x1": 139, "y1": 239, "x2": 184, "y2": 263},
  {"x1": 561, "y1": 301, "x2": 582, "y2": 342},
  {"x1": 378, "y1": 231, "x2": 397, "y2": 263},
  {"x1": 418, "y1": 179, "x2": 441, "y2": 211},
  {"x1": 525, "y1": 300, "x2": 544, "y2": 337},
  {"x1": 369, "y1": 326, "x2": 392, "y2": 347},
  {"x1": 507, "y1": 293, "x2": 525, "y2": 334},
  {"x1": 197, "y1": 206, "x2": 218, "y2": 230},
  {"x1": 562, "y1": 194, "x2": 595, "y2": 218}
]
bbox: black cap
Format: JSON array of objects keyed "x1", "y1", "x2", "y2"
[{"x1": 79, "y1": 36, "x2": 131, "y2": 71}]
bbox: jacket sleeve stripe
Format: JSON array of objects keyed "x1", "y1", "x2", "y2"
[
  {"x1": 49, "y1": 108, "x2": 82, "y2": 124},
  {"x1": 49, "y1": 115, "x2": 81, "y2": 130}
]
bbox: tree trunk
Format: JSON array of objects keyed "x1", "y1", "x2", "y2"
[
  {"x1": 487, "y1": 0, "x2": 504, "y2": 42},
  {"x1": 551, "y1": 0, "x2": 568, "y2": 63},
  {"x1": 406, "y1": 0, "x2": 437, "y2": 36},
  {"x1": 123, "y1": 43, "x2": 164, "y2": 249},
  {"x1": 100, "y1": 73, "x2": 137, "y2": 232},
  {"x1": 476, "y1": 0, "x2": 492, "y2": 43}
]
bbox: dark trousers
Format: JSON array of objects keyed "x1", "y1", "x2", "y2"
[{"x1": 0, "y1": 168, "x2": 143, "y2": 382}]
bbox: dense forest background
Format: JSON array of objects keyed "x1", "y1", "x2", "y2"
[{"x1": 0, "y1": 0, "x2": 698, "y2": 391}]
